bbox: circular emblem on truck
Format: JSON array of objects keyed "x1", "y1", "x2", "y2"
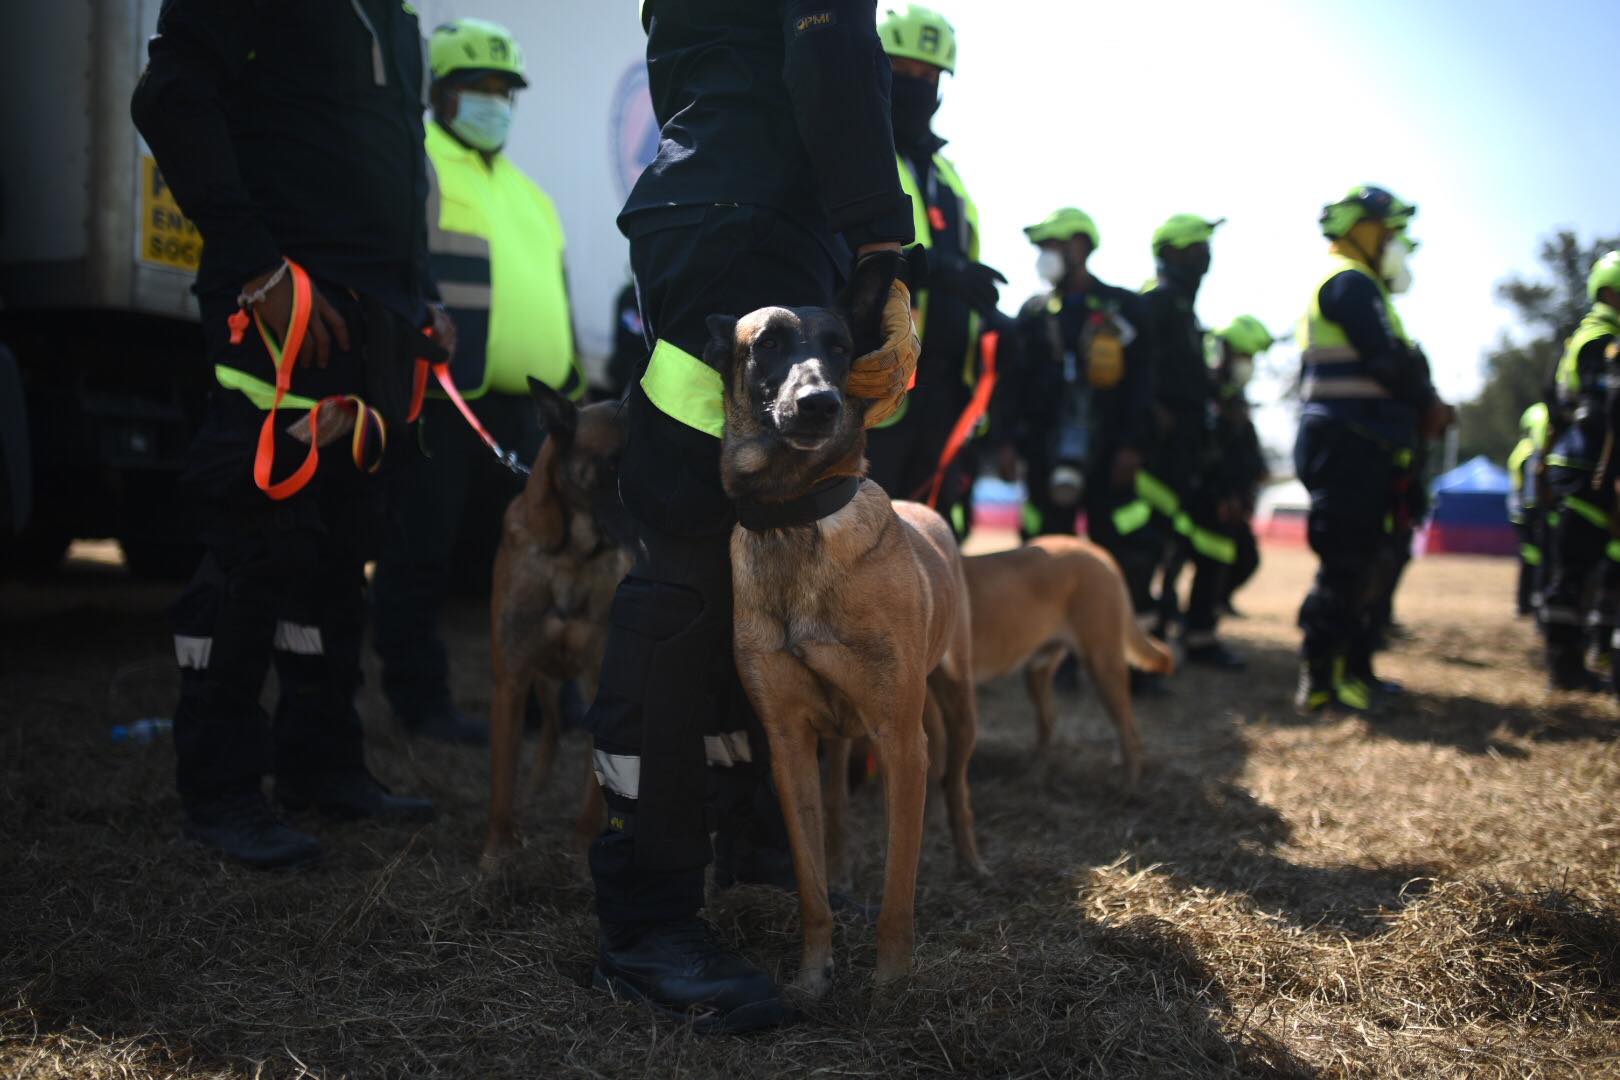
[{"x1": 609, "y1": 61, "x2": 659, "y2": 200}]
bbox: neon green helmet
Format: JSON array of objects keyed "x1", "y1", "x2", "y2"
[
  {"x1": 1215, "y1": 315, "x2": 1274, "y2": 358},
  {"x1": 1319, "y1": 184, "x2": 1414, "y2": 239},
  {"x1": 1024, "y1": 207, "x2": 1099, "y2": 249},
  {"x1": 1152, "y1": 214, "x2": 1224, "y2": 251},
  {"x1": 878, "y1": 4, "x2": 957, "y2": 74},
  {"x1": 430, "y1": 18, "x2": 528, "y2": 87},
  {"x1": 1587, "y1": 251, "x2": 1620, "y2": 302}
]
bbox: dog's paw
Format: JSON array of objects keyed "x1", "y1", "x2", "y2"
[
  {"x1": 788, "y1": 962, "x2": 833, "y2": 1002},
  {"x1": 958, "y1": 858, "x2": 991, "y2": 883}
]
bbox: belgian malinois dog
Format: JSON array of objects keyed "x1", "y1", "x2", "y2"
[
  {"x1": 481, "y1": 379, "x2": 634, "y2": 872},
  {"x1": 963, "y1": 535, "x2": 1174, "y2": 788},
  {"x1": 709, "y1": 254, "x2": 986, "y2": 997}
]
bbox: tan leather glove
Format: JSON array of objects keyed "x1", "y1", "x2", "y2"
[{"x1": 847, "y1": 279, "x2": 920, "y2": 428}]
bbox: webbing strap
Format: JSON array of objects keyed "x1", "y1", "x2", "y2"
[
  {"x1": 1189, "y1": 524, "x2": 1237, "y2": 565},
  {"x1": 1134, "y1": 470, "x2": 1180, "y2": 517},
  {"x1": 225, "y1": 260, "x2": 385, "y2": 501},
  {"x1": 922, "y1": 331, "x2": 999, "y2": 508},
  {"x1": 1564, "y1": 495, "x2": 1609, "y2": 530},
  {"x1": 642, "y1": 339, "x2": 725, "y2": 438},
  {"x1": 1112, "y1": 498, "x2": 1152, "y2": 536}
]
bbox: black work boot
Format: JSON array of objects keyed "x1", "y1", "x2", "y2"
[
  {"x1": 1547, "y1": 632, "x2": 1601, "y2": 692},
  {"x1": 1184, "y1": 641, "x2": 1247, "y2": 670},
  {"x1": 277, "y1": 769, "x2": 435, "y2": 823},
  {"x1": 1294, "y1": 659, "x2": 1336, "y2": 717},
  {"x1": 594, "y1": 920, "x2": 787, "y2": 1034},
  {"x1": 184, "y1": 790, "x2": 322, "y2": 869}
]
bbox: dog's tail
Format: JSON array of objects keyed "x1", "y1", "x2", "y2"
[{"x1": 1121, "y1": 589, "x2": 1176, "y2": 675}]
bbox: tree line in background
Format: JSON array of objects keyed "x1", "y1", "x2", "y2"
[{"x1": 1456, "y1": 230, "x2": 1620, "y2": 464}]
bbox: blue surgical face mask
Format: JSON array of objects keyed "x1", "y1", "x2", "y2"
[{"x1": 449, "y1": 90, "x2": 513, "y2": 151}]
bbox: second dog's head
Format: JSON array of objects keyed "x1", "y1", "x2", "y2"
[
  {"x1": 526, "y1": 377, "x2": 635, "y2": 551},
  {"x1": 708, "y1": 253, "x2": 898, "y2": 502}
]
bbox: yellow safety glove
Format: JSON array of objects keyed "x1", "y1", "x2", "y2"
[{"x1": 848, "y1": 278, "x2": 920, "y2": 428}]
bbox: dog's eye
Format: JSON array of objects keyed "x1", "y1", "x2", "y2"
[
  {"x1": 755, "y1": 336, "x2": 777, "y2": 352},
  {"x1": 829, "y1": 341, "x2": 850, "y2": 357}
]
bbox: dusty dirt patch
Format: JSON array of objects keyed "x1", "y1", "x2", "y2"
[{"x1": 3, "y1": 542, "x2": 1617, "y2": 1078}]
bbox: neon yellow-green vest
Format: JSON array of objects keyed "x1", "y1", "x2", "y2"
[
  {"x1": 1297, "y1": 254, "x2": 1408, "y2": 404},
  {"x1": 1553, "y1": 302, "x2": 1620, "y2": 403},
  {"x1": 424, "y1": 122, "x2": 581, "y2": 401},
  {"x1": 896, "y1": 150, "x2": 980, "y2": 385}
]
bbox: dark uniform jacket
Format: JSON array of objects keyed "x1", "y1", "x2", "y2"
[
  {"x1": 131, "y1": 0, "x2": 433, "y2": 325},
  {"x1": 1307, "y1": 271, "x2": 1437, "y2": 447},
  {"x1": 1006, "y1": 283, "x2": 1154, "y2": 482},
  {"x1": 620, "y1": 0, "x2": 914, "y2": 261},
  {"x1": 1139, "y1": 280, "x2": 1213, "y2": 489}
]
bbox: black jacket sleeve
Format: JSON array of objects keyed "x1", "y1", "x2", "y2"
[
  {"x1": 1116, "y1": 294, "x2": 1155, "y2": 454},
  {"x1": 1318, "y1": 270, "x2": 1435, "y2": 408},
  {"x1": 780, "y1": 1, "x2": 914, "y2": 250},
  {"x1": 131, "y1": 0, "x2": 282, "y2": 290}
]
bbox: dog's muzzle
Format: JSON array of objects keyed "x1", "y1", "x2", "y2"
[{"x1": 777, "y1": 385, "x2": 842, "y2": 446}]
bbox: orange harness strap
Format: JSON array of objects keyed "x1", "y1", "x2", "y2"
[
  {"x1": 922, "y1": 330, "x2": 999, "y2": 509},
  {"x1": 226, "y1": 260, "x2": 386, "y2": 501}
]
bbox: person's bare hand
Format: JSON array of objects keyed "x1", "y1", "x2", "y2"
[
  {"x1": 244, "y1": 265, "x2": 350, "y2": 369},
  {"x1": 1423, "y1": 399, "x2": 1457, "y2": 437},
  {"x1": 285, "y1": 405, "x2": 356, "y2": 447},
  {"x1": 428, "y1": 303, "x2": 458, "y2": 357},
  {"x1": 1110, "y1": 447, "x2": 1142, "y2": 491},
  {"x1": 995, "y1": 442, "x2": 1021, "y2": 483}
]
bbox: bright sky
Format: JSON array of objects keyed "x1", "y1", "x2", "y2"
[{"x1": 929, "y1": 0, "x2": 1620, "y2": 456}]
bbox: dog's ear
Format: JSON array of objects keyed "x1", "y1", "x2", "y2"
[
  {"x1": 838, "y1": 250, "x2": 903, "y2": 356},
  {"x1": 528, "y1": 376, "x2": 577, "y2": 446},
  {"x1": 701, "y1": 315, "x2": 740, "y2": 375}
]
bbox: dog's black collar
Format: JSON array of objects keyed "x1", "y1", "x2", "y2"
[{"x1": 736, "y1": 475, "x2": 861, "y2": 532}]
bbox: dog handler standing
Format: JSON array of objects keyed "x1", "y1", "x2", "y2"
[
  {"x1": 1139, "y1": 214, "x2": 1245, "y2": 672},
  {"x1": 370, "y1": 18, "x2": 585, "y2": 745},
  {"x1": 131, "y1": 0, "x2": 442, "y2": 867},
  {"x1": 1293, "y1": 186, "x2": 1452, "y2": 715},
  {"x1": 587, "y1": 0, "x2": 916, "y2": 1032},
  {"x1": 1540, "y1": 252, "x2": 1620, "y2": 691},
  {"x1": 863, "y1": 4, "x2": 1005, "y2": 539},
  {"x1": 1206, "y1": 316, "x2": 1274, "y2": 615},
  {"x1": 1005, "y1": 209, "x2": 1157, "y2": 603}
]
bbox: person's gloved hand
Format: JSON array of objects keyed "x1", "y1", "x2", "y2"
[
  {"x1": 842, "y1": 247, "x2": 922, "y2": 428},
  {"x1": 927, "y1": 252, "x2": 1007, "y2": 315}
]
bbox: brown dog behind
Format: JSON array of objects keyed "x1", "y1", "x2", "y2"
[
  {"x1": 714, "y1": 254, "x2": 985, "y2": 997},
  {"x1": 481, "y1": 380, "x2": 633, "y2": 872},
  {"x1": 962, "y1": 535, "x2": 1173, "y2": 787}
]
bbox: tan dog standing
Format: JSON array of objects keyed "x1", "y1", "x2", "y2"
[
  {"x1": 481, "y1": 380, "x2": 634, "y2": 872},
  {"x1": 963, "y1": 535, "x2": 1173, "y2": 787},
  {"x1": 712, "y1": 254, "x2": 985, "y2": 997}
]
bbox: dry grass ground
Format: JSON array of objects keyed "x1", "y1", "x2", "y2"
[{"x1": 2, "y1": 540, "x2": 1618, "y2": 1078}]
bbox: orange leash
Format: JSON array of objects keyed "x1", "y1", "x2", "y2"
[
  {"x1": 922, "y1": 330, "x2": 999, "y2": 509},
  {"x1": 407, "y1": 353, "x2": 532, "y2": 476},
  {"x1": 227, "y1": 260, "x2": 386, "y2": 500}
]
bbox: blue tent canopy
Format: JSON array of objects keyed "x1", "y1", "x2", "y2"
[{"x1": 1431, "y1": 455, "x2": 1511, "y2": 495}]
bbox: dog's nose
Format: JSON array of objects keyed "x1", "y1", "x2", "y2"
[{"x1": 794, "y1": 387, "x2": 840, "y2": 426}]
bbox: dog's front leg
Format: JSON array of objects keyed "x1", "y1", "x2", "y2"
[
  {"x1": 762, "y1": 712, "x2": 835, "y2": 999},
  {"x1": 821, "y1": 737, "x2": 852, "y2": 895},
  {"x1": 870, "y1": 691, "x2": 929, "y2": 986},
  {"x1": 482, "y1": 667, "x2": 531, "y2": 874}
]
